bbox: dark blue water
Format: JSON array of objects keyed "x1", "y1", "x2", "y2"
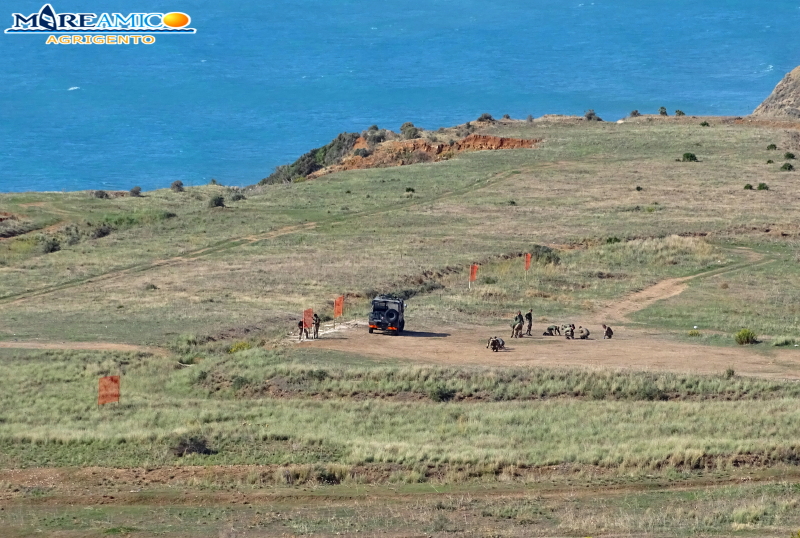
[{"x1": 0, "y1": 0, "x2": 798, "y2": 192}]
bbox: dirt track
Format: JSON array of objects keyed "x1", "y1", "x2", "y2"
[{"x1": 305, "y1": 322, "x2": 800, "y2": 379}]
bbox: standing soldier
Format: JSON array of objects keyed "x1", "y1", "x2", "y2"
[
  {"x1": 297, "y1": 320, "x2": 309, "y2": 341},
  {"x1": 312, "y1": 313, "x2": 321, "y2": 339},
  {"x1": 524, "y1": 309, "x2": 533, "y2": 336},
  {"x1": 511, "y1": 311, "x2": 524, "y2": 338}
]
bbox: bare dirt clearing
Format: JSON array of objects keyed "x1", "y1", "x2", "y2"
[{"x1": 306, "y1": 322, "x2": 800, "y2": 379}]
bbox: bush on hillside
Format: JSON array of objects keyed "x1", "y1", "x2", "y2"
[
  {"x1": 744, "y1": 183, "x2": 753, "y2": 190},
  {"x1": 130, "y1": 186, "x2": 141, "y2": 197},
  {"x1": 659, "y1": 107, "x2": 668, "y2": 116},
  {"x1": 700, "y1": 121, "x2": 710, "y2": 127},
  {"x1": 91, "y1": 224, "x2": 112, "y2": 239},
  {"x1": 93, "y1": 190, "x2": 109, "y2": 199},
  {"x1": 681, "y1": 152, "x2": 698, "y2": 162},
  {"x1": 261, "y1": 132, "x2": 361, "y2": 184},
  {"x1": 675, "y1": 110, "x2": 685, "y2": 116},
  {"x1": 400, "y1": 122, "x2": 420, "y2": 139},
  {"x1": 40, "y1": 237, "x2": 60, "y2": 254},
  {"x1": 757, "y1": 182, "x2": 769, "y2": 190},
  {"x1": 208, "y1": 195, "x2": 225, "y2": 208},
  {"x1": 781, "y1": 163, "x2": 795, "y2": 171},
  {"x1": 171, "y1": 180, "x2": 184, "y2": 192},
  {"x1": 584, "y1": 109, "x2": 603, "y2": 121},
  {"x1": 230, "y1": 192, "x2": 246, "y2": 202},
  {"x1": 767, "y1": 143, "x2": 777, "y2": 150},
  {"x1": 526, "y1": 114, "x2": 534, "y2": 123},
  {"x1": 354, "y1": 148, "x2": 371, "y2": 158},
  {"x1": 734, "y1": 328, "x2": 757, "y2": 345},
  {"x1": 784, "y1": 152, "x2": 795, "y2": 160},
  {"x1": 530, "y1": 244, "x2": 560, "y2": 265},
  {"x1": 767, "y1": 159, "x2": 774, "y2": 164},
  {"x1": 629, "y1": 110, "x2": 641, "y2": 117},
  {"x1": 477, "y1": 113, "x2": 494, "y2": 122},
  {"x1": 635, "y1": 185, "x2": 643, "y2": 191},
  {"x1": 502, "y1": 114, "x2": 511, "y2": 120}
]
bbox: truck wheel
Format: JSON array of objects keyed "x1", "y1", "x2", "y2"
[{"x1": 368, "y1": 328, "x2": 373, "y2": 334}]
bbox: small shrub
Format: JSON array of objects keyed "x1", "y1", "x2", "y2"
[
  {"x1": 171, "y1": 436, "x2": 215, "y2": 457},
  {"x1": 757, "y1": 182, "x2": 769, "y2": 190},
  {"x1": 700, "y1": 121, "x2": 710, "y2": 127},
  {"x1": 635, "y1": 185, "x2": 643, "y2": 191},
  {"x1": 480, "y1": 276, "x2": 498, "y2": 285},
  {"x1": 659, "y1": 107, "x2": 668, "y2": 116},
  {"x1": 230, "y1": 192, "x2": 246, "y2": 202},
  {"x1": 232, "y1": 376, "x2": 249, "y2": 390},
  {"x1": 767, "y1": 159, "x2": 774, "y2": 164},
  {"x1": 724, "y1": 367, "x2": 736, "y2": 379},
  {"x1": 781, "y1": 163, "x2": 795, "y2": 171},
  {"x1": 501, "y1": 114, "x2": 511, "y2": 120},
  {"x1": 630, "y1": 110, "x2": 641, "y2": 117},
  {"x1": 734, "y1": 328, "x2": 757, "y2": 345},
  {"x1": 91, "y1": 225, "x2": 112, "y2": 239},
  {"x1": 405, "y1": 187, "x2": 415, "y2": 193},
  {"x1": 507, "y1": 200, "x2": 516, "y2": 206},
  {"x1": 526, "y1": 114, "x2": 533, "y2": 123},
  {"x1": 529, "y1": 244, "x2": 560, "y2": 265},
  {"x1": 143, "y1": 282, "x2": 158, "y2": 291},
  {"x1": 675, "y1": 110, "x2": 685, "y2": 116},
  {"x1": 744, "y1": 183, "x2": 753, "y2": 190},
  {"x1": 93, "y1": 190, "x2": 109, "y2": 199},
  {"x1": 688, "y1": 330, "x2": 701, "y2": 337},
  {"x1": 353, "y1": 148, "x2": 371, "y2": 158},
  {"x1": 40, "y1": 237, "x2": 60, "y2": 254},
  {"x1": 208, "y1": 195, "x2": 225, "y2": 208},
  {"x1": 767, "y1": 143, "x2": 777, "y2": 150},
  {"x1": 606, "y1": 236, "x2": 621, "y2": 244},
  {"x1": 681, "y1": 152, "x2": 698, "y2": 162},
  {"x1": 368, "y1": 124, "x2": 379, "y2": 131},
  {"x1": 129, "y1": 186, "x2": 141, "y2": 197},
  {"x1": 208, "y1": 178, "x2": 218, "y2": 185},
  {"x1": 228, "y1": 341, "x2": 252, "y2": 354},
  {"x1": 429, "y1": 385, "x2": 456, "y2": 402},
  {"x1": 477, "y1": 113, "x2": 494, "y2": 122},
  {"x1": 784, "y1": 152, "x2": 795, "y2": 160},
  {"x1": 171, "y1": 180, "x2": 184, "y2": 192},
  {"x1": 400, "y1": 122, "x2": 420, "y2": 140},
  {"x1": 584, "y1": 109, "x2": 602, "y2": 121}
]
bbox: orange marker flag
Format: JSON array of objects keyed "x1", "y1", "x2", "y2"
[
  {"x1": 525, "y1": 253, "x2": 532, "y2": 271},
  {"x1": 303, "y1": 308, "x2": 314, "y2": 329},
  {"x1": 98, "y1": 376, "x2": 120, "y2": 405},
  {"x1": 334, "y1": 296, "x2": 344, "y2": 318},
  {"x1": 469, "y1": 264, "x2": 479, "y2": 282}
]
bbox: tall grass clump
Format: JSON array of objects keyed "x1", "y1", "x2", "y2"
[{"x1": 682, "y1": 152, "x2": 698, "y2": 162}]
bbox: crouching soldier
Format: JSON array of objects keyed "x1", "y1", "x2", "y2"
[
  {"x1": 542, "y1": 325, "x2": 560, "y2": 336},
  {"x1": 602, "y1": 324, "x2": 613, "y2": 339},
  {"x1": 487, "y1": 336, "x2": 505, "y2": 352},
  {"x1": 578, "y1": 326, "x2": 590, "y2": 339},
  {"x1": 564, "y1": 324, "x2": 575, "y2": 339}
]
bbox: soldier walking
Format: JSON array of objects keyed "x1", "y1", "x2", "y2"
[
  {"x1": 312, "y1": 313, "x2": 321, "y2": 339},
  {"x1": 524, "y1": 309, "x2": 533, "y2": 336}
]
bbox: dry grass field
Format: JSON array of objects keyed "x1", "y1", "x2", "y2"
[{"x1": 2, "y1": 115, "x2": 800, "y2": 536}]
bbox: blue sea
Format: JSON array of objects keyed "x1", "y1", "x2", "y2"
[{"x1": 0, "y1": 1, "x2": 798, "y2": 193}]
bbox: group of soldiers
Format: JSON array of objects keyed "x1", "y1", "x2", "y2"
[
  {"x1": 297, "y1": 313, "x2": 321, "y2": 341},
  {"x1": 506, "y1": 309, "x2": 613, "y2": 341}
]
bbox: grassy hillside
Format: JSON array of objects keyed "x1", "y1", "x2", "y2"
[{"x1": 3, "y1": 116, "x2": 800, "y2": 537}]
